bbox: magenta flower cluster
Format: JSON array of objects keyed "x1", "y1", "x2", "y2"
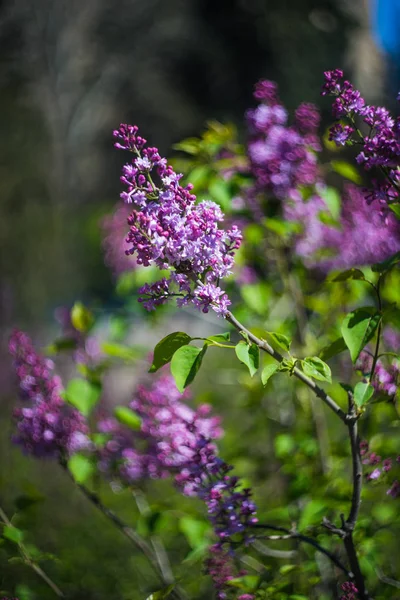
[
  {"x1": 296, "y1": 184, "x2": 400, "y2": 270},
  {"x1": 176, "y1": 435, "x2": 257, "y2": 598},
  {"x1": 360, "y1": 440, "x2": 400, "y2": 499},
  {"x1": 9, "y1": 330, "x2": 88, "y2": 459},
  {"x1": 246, "y1": 80, "x2": 321, "y2": 205},
  {"x1": 97, "y1": 371, "x2": 222, "y2": 483},
  {"x1": 356, "y1": 351, "x2": 399, "y2": 398},
  {"x1": 340, "y1": 581, "x2": 358, "y2": 600},
  {"x1": 322, "y1": 69, "x2": 400, "y2": 206},
  {"x1": 113, "y1": 124, "x2": 242, "y2": 315},
  {"x1": 205, "y1": 544, "x2": 254, "y2": 600}
]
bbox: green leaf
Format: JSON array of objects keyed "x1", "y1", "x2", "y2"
[
  {"x1": 101, "y1": 342, "x2": 140, "y2": 362},
  {"x1": 179, "y1": 516, "x2": 211, "y2": 549},
  {"x1": 341, "y1": 308, "x2": 381, "y2": 362},
  {"x1": 64, "y1": 378, "x2": 101, "y2": 417},
  {"x1": 331, "y1": 160, "x2": 362, "y2": 184},
  {"x1": 14, "y1": 494, "x2": 43, "y2": 511},
  {"x1": 150, "y1": 332, "x2": 192, "y2": 373},
  {"x1": 371, "y1": 251, "x2": 400, "y2": 274},
  {"x1": 329, "y1": 268, "x2": 365, "y2": 282},
  {"x1": 209, "y1": 177, "x2": 231, "y2": 211},
  {"x1": 389, "y1": 203, "x2": 400, "y2": 220},
  {"x1": 226, "y1": 575, "x2": 259, "y2": 590},
  {"x1": 68, "y1": 454, "x2": 94, "y2": 484},
  {"x1": 3, "y1": 525, "x2": 24, "y2": 544},
  {"x1": 301, "y1": 357, "x2": 332, "y2": 383},
  {"x1": 170, "y1": 345, "x2": 207, "y2": 392},
  {"x1": 319, "y1": 337, "x2": 347, "y2": 361},
  {"x1": 145, "y1": 584, "x2": 175, "y2": 600},
  {"x1": 264, "y1": 331, "x2": 291, "y2": 353},
  {"x1": 261, "y1": 363, "x2": 279, "y2": 386},
  {"x1": 114, "y1": 406, "x2": 142, "y2": 430},
  {"x1": 71, "y1": 302, "x2": 94, "y2": 333},
  {"x1": 354, "y1": 382, "x2": 375, "y2": 408},
  {"x1": 205, "y1": 332, "x2": 230, "y2": 343},
  {"x1": 235, "y1": 342, "x2": 259, "y2": 377},
  {"x1": 46, "y1": 337, "x2": 78, "y2": 354}
]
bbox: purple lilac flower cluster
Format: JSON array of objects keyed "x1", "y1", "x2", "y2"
[
  {"x1": 175, "y1": 436, "x2": 258, "y2": 598},
  {"x1": 296, "y1": 184, "x2": 400, "y2": 270},
  {"x1": 9, "y1": 330, "x2": 89, "y2": 459},
  {"x1": 340, "y1": 581, "x2": 358, "y2": 600},
  {"x1": 113, "y1": 124, "x2": 242, "y2": 316},
  {"x1": 360, "y1": 440, "x2": 400, "y2": 499},
  {"x1": 97, "y1": 371, "x2": 222, "y2": 483},
  {"x1": 246, "y1": 80, "x2": 321, "y2": 205},
  {"x1": 322, "y1": 69, "x2": 400, "y2": 206},
  {"x1": 205, "y1": 544, "x2": 254, "y2": 600},
  {"x1": 356, "y1": 351, "x2": 399, "y2": 398}
]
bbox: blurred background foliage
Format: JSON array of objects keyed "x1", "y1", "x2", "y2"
[{"x1": 1, "y1": 1, "x2": 400, "y2": 599}]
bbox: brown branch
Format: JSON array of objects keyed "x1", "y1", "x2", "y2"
[{"x1": 225, "y1": 311, "x2": 347, "y2": 422}]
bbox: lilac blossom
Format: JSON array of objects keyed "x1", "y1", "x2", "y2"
[
  {"x1": 340, "y1": 581, "x2": 358, "y2": 600},
  {"x1": 97, "y1": 371, "x2": 222, "y2": 483},
  {"x1": 360, "y1": 440, "x2": 399, "y2": 498},
  {"x1": 9, "y1": 330, "x2": 88, "y2": 459},
  {"x1": 356, "y1": 350, "x2": 399, "y2": 398},
  {"x1": 322, "y1": 69, "x2": 400, "y2": 205},
  {"x1": 294, "y1": 185, "x2": 400, "y2": 271},
  {"x1": 246, "y1": 81, "x2": 321, "y2": 204},
  {"x1": 113, "y1": 124, "x2": 242, "y2": 316}
]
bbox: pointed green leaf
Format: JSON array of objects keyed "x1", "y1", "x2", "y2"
[
  {"x1": 179, "y1": 516, "x2": 211, "y2": 549},
  {"x1": 371, "y1": 251, "x2": 400, "y2": 273},
  {"x1": 261, "y1": 363, "x2": 279, "y2": 386},
  {"x1": 341, "y1": 308, "x2": 381, "y2": 362},
  {"x1": 3, "y1": 525, "x2": 24, "y2": 544},
  {"x1": 329, "y1": 269, "x2": 365, "y2": 282},
  {"x1": 145, "y1": 584, "x2": 175, "y2": 600},
  {"x1": 331, "y1": 160, "x2": 362, "y2": 184},
  {"x1": 354, "y1": 382, "x2": 374, "y2": 408},
  {"x1": 114, "y1": 406, "x2": 142, "y2": 430},
  {"x1": 264, "y1": 331, "x2": 291, "y2": 353},
  {"x1": 68, "y1": 454, "x2": 94, "y2": 484},
  {"x1": 301, "y1": 357, "x2": 332, "y2": 383},
  {"x1": 235, "y1": 342, "x2": 259, "y2": 377},
  {"x1": 64, "y1": 378, "x2": 101, "y2": 417},
  {"x1": 319, "y1": 337, "x2": 347, "y2": 361},
  {"x1": 150, "y1": 332, "x2": 192, "y2": 373},
  {"x1": 206, "y1": 332, "x2": 230, "y2": 343},
  {"x1": 170, "y1": 345, "x2": 207, "y2": 392}
]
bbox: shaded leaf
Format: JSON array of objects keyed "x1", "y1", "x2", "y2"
[
  {"x1": 331, "y1": 160, "x2": 362, "y2": 184},
  {"x1": 371, "y1": 251, "x2": 400, "y2": 274},
  {"x1": 264, "y1": 331, "x2": 291, "y2": 353},
  {"x1": 329, "y1": 269, "x2": 365, "y2": 282},
  {"x1": 301, "y1": 357, "x2": 332, "y2": 383},
  {"x1": 145, "y1": 585, "x2": 175, "y2": 600},
  {"x1": 170, "y1": 345, "x2": 207, "y2": 392},
  {"x1": 206, "y1": 332, "x2": 230, "y2": 343},
  {"x1": 319, "y1": 337, "x2": 347, "y2": 361},
  {"x1": 150, "y1": 332, "x2": 192, "y2": 373},
  {"x1": 341, "y1": 308, "x2": 380, "y2": 362}
]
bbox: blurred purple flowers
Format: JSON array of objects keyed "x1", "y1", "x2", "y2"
[
  {"x1": 9, "y1": 330, "x2": 88, "y2": 458},
  {"x1": 113, "y1": 124, "x2": 242, "y2": 316}
]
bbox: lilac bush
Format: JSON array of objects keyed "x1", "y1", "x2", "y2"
[{"x1": 5, "y1": 70, "x2": 400, "y2": 600}]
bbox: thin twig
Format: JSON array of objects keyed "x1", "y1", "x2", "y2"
[
  {"x1": 0, "y1": 505, "x2": 65, "y2": 598},
  {"x1": 225, "y1": 311, "x2": 347, "y2": 422},
  {"x1": 252, "y1": 523, "x2": 349, "y2": 575}
]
